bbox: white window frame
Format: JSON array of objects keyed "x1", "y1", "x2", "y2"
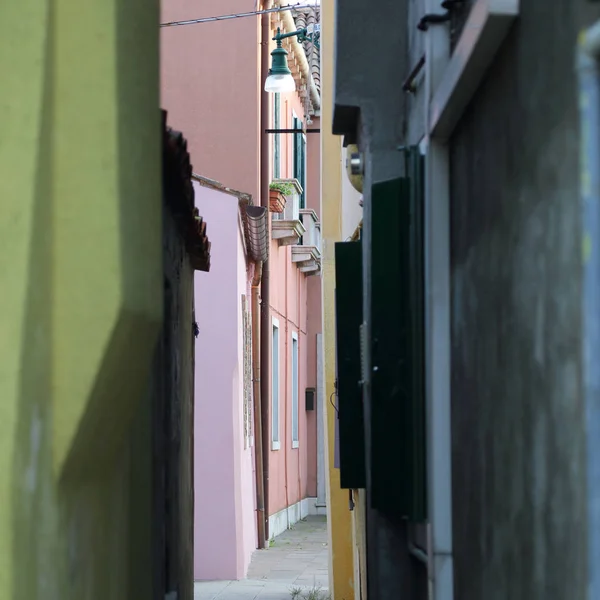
[
  {"x1": 271, "y1": 318, "x2": 281, "y2": 450},
  {"x1": 291, "y1": 331, "x2": 299, "y2": 448}
]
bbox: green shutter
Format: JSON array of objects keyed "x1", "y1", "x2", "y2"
[
  {"x1": 370, "y1": 147, "x2": 426, "y2": 521},
  {"x1": 293, "y1": 116, "x2": 306, "y2": 208},
  {"x1": 301, "y1": 134, "x2": 306, "y2": 209},
  {"x1": 274, "y1": 94, "x2": 281, "y2": 178},
  {"x1": 335, "y1": 240, "x2": 366, "y2": 489},
  {"x1": 293, "y1": 116, "x2": 300, "y2": 182}
]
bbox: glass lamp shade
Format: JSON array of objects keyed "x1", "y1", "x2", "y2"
[{"x1": 264, "y1": 73, "x2": 296, "y2": 93}]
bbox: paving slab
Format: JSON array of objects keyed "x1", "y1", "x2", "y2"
[{"x1": 194, "y1": 516, "x2": 329, "y2": 600}]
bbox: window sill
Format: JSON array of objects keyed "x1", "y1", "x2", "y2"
[
  {"x1": 291, "y1": 246, "x2": 321, "y2": 275},
  {"x1": 272, "y1": 219, "x2": 306, "y2": 246},
  {"x1": 272, "y1": 441, "x2": 281, "y2": 451},
  {"x1": 292, "y1": 440, "x2": 300, "y2": 449},
  {"x1": 291, "y1": 245, "x2": 321, "y2": 263}
]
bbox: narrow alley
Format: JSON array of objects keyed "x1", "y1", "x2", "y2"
[
  {"x1": 8, "y1": 1, "x2": 600, "y2": 600},
  {"x1": 194, "y1": 517, "x2": 329, "y2": 600}
]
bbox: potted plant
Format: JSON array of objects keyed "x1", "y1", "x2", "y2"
[{"x1": 269, "y1": 181, "x2": 294, "y2": 213}]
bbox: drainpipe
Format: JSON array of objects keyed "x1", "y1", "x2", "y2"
[
  {"x1": 252, "y1": 262, "x2": 267, "y2": 549},
  {"x1": 578, "y1": 22, "x2": 600, "y2": 600},
  {"x1": 260, "y1": 0, "x2": 273, "y2": 544},
  {"x1": 245, "y1": 204, "x2": 269, "y2": 550},
  {"x1": 423, "y1": 0, "x2": 453, "y2": 596}
]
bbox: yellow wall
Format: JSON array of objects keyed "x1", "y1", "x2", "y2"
[
  {"x1": 0, "y1": 0, "x2": 161, "y2": 597},
  {"x1": 321, "y1": 1, "x2": 356, "y2": 599}
]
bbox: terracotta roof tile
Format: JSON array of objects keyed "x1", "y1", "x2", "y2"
[
  {"x1": 162, "y1": 110, "x2": 211, "y2": 272},
  {"x1": 293, "y1": 6, "x2": 321, "y2": 96}
]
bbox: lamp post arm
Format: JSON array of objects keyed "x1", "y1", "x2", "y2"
[
  {"x1": 272, "y1": 26, "x2": 320, "y2": 50},
  {"x1": 273, "y1": 27, "x2": 306, "y2": 41}
]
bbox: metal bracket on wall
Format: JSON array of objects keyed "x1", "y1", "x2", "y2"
[
  {"x1": 440, "y1": 0, "x2": 464, "y2": 8},
  {"x1": 403, "y1": 55, "x2": 426, "y2": 93},
  {"x1": 264, "y1": 129, "x2": 321, "y2": 134},
  {"x1": 417, "y1": 0, "x2": 464, "y2": 31},
  {"x1": 296, "y1": 24, "x2": 321, "y2": 50},
  {"x1": 417, "y1": 12, "x2": 450, "y2": 31}
]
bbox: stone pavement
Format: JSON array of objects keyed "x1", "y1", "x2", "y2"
[{"x1": 194, "y1": 516, "x2": 329, "y2": 600}]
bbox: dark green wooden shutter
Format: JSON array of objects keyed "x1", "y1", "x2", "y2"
[
  {"x1": 293, "y1": 116, "x2": 306, "y2": 208},
  {"x1": 406, "y1": 145, "x2": 426, "y2": 522},
  {"x1": 370, "y1": 147, "x2": 426, "y2": 521},
  {"x1": 293, "y1": 116, "x2": 301, "y2": 182},
  {"x1": 335, "y1": 240, "x2": 366, "y2": 489},
  {"x1": 274, "y1": 94, "x2": 281, "y2": 178},
  {"x1": 301, "y1": 134, "x2": 306, "y2": 209}
]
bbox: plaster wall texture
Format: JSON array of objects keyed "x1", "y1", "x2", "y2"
[
  {"x1": 306, "y1": 116, "x2": 323, "y2": 498},
  {"x1": 447, "y1": 2, "x2": 600, "y2": 598},
  {"x1": 194, "y1": 184, "x2": 256, "y2": 581},
  {"x1": 267, "y1": 81, "x2": 317, "y2": 517},
  {"x1": 161, "y1": 0, "x2": 261, "y2": 201},
  {"x1": 267, "y1": 241, "x2": 310, "y2": 517},
  {"x1": 0, "y1": 0, "x2": 164, "y2": 597}
]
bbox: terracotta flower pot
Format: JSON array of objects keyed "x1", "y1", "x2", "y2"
[{"x1": 269, "y1": 189, "x2": 286, "y2": 213}]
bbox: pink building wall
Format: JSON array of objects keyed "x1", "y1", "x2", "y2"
[
  {"x1": 194, "y1": 184, "x2": 256, "y2": 580},
  {"x1": 305, "y1": 117, "x2": 322, "y2": 498},
  {"x1": 268, "y1": 248, "x2": 309, "y2": 516},
  {"x1": 266, "y1": 71, "x2": 319, "y2": 518},
  {"x1": 161, "y1": 0, "x2": 261, "y2": 200},
  {"x1": 162, "y1": 0, "x2": 322, "y2": 575}
]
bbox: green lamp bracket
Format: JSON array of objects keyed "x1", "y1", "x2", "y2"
[{"x1": 273, "y1": 25, "x2": 320, "y2": 50}]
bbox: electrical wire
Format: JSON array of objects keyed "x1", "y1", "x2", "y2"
[
  {"x1": 329, "y1": 390, "x2": 338, "y2": 415},
  {"x1": 160, "y1": 2, "x2": 316, "y2": 28}
]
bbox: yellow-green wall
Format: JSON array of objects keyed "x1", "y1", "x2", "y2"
[
  {"x1": 321, "y1": 1, "x2": 356, "y2": 599},
  {"x1": 1, "y1": 0, "x2": 161, "y2": 597}
]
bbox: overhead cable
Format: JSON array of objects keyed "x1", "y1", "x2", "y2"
[{"x1": 160, "y1": 2, "x2": 317, "y2": 28}]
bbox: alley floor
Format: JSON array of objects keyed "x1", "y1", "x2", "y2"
[{"x1": 194, "y1": 516, "x2": 329, "y2": 600}]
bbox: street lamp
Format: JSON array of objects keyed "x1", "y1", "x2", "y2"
[
  {"x1": 264, "y1": 26, "x2": 320, "y2": 94},
  {"x1": 265, "y1": 34, "x2": 295, "y2": 93}
]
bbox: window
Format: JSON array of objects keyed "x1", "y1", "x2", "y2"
[
  {"x1": 291, "y1": 332, "x2": 299, "y2": 448},
  {"x1": 292, "y1": 113, "x2": 306, "y2": 208},
  {"x1": 272, "y1": 318, "x2": 280, "y2": 450},
  {"x1": 273, "y1": 94, "x2": 281, "y2": 179}
]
